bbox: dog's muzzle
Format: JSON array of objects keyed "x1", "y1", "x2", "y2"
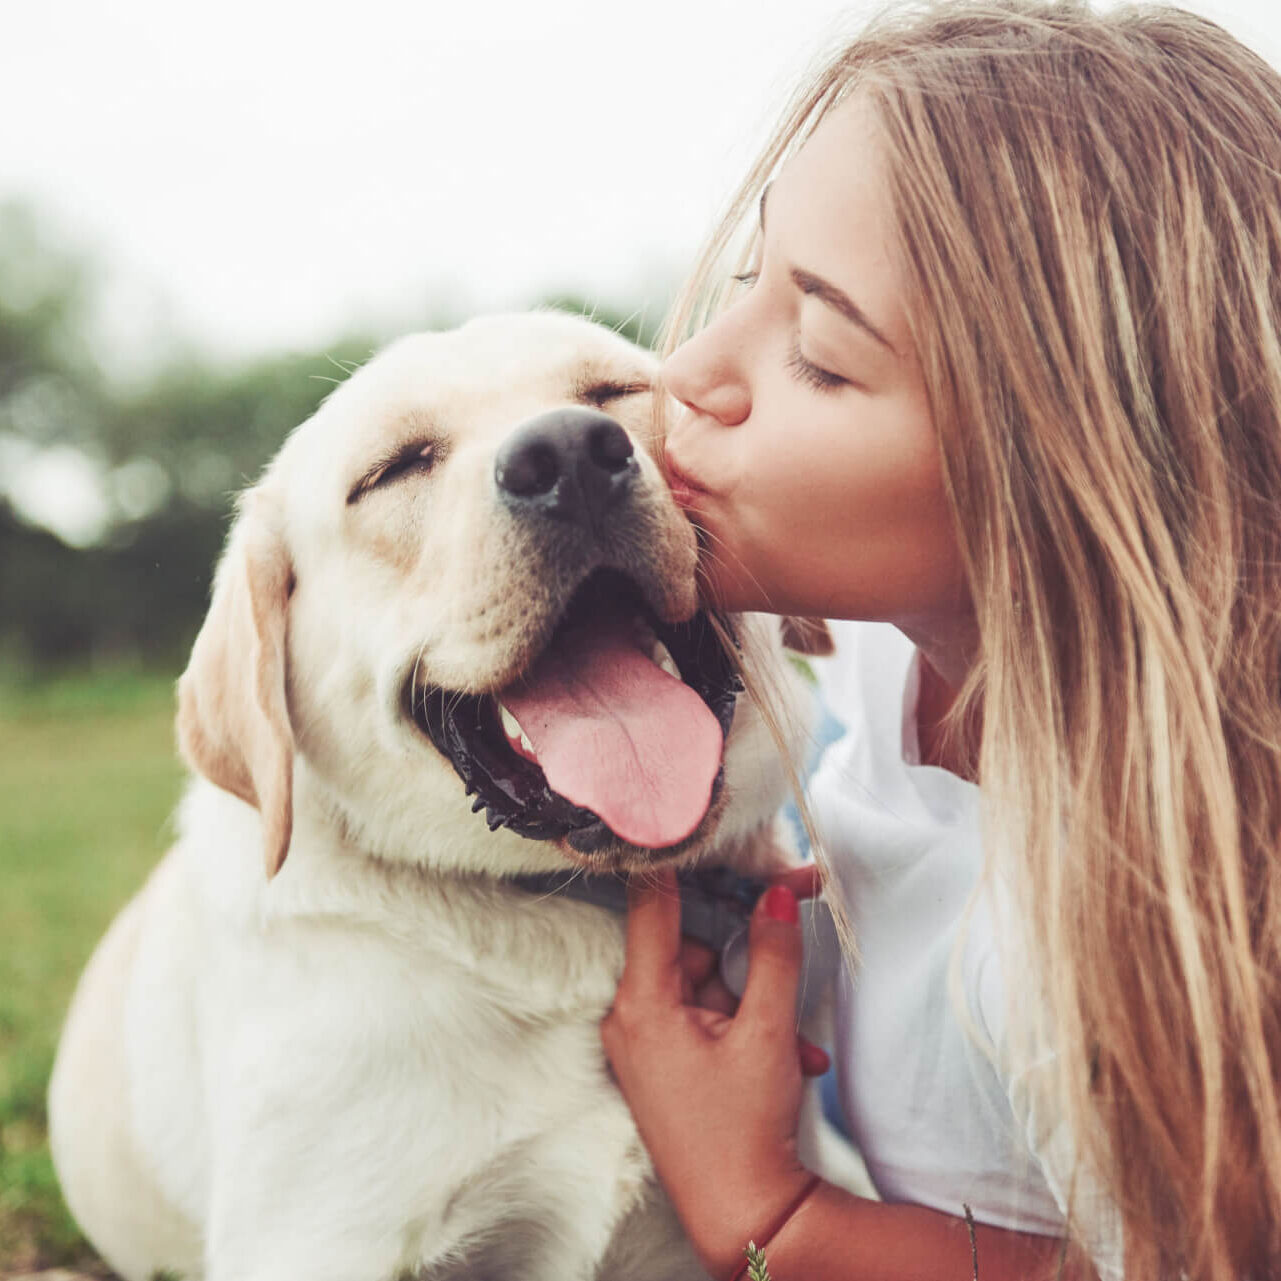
[
  {"x1": 408, "y1": 568, "x2": 740, "y2": 856},
  {"x1": 494, "y1": 408, "x2": 638, "y2": 536},
  {"x1": 402, "y1": 408, "x2": 740, "y2": 864}
]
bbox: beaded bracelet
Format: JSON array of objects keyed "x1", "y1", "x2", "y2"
[{"x1": 728, "y1": 1174, "x2": 824, "y2": 1281}]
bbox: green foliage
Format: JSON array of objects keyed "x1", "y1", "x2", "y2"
[
  {"x1": 0, "y1": 203, "x2": 100, "y2": 412},
  {"x1": 0, "y1": 201, "x2": 660, "y2": 673},
  {"x1": 0, "y1": 670, "x2": 183, "y2": 1272},
  {"x1": 745, "y1": 1240, "x2": 774, "y2": 1281}
]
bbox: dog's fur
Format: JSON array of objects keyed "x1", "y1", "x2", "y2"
[{"x1": 48, "y1": 312, "x2": 823, "y2": 1281}]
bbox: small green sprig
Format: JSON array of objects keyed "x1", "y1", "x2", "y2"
[{"x1": 744, "y1": 1240, "x2": 773, "y2": 1281}]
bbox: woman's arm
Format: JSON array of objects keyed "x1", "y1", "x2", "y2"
[
  {"x1": 748, "y1": 1180, "x2": 1080, "y2": 1281},
  {"x1": 600, "y1": 870, "x2": 1089, "y2": 1281}
]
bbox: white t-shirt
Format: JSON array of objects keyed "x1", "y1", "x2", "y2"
[{"x1": 810, "y1": 619, "x2": 1124, "y2": 1277}]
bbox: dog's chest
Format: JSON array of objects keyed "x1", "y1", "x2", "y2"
[{"x1": 237, "y1": 887, "x2": 657, "y2": 1275}]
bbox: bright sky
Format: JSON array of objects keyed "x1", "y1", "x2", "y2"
[{"x1": 6, "y1": 0, "x2": 1280, "y2": 365}]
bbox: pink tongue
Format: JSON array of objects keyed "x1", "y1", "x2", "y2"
[{"x1": 500, "y1": 621, "x2": 724, "y2": 848}]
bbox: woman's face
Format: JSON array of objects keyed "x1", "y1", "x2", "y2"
[{"x1": 662, "y1": 96, "x2": 970, "y2": 633}]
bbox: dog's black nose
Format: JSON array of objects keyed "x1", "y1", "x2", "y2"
[{"x1": 495, "y1": 408, "x2": 637, "y2": 530}]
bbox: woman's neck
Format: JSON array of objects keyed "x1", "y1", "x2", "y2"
[{"x1": 897, "y1": 612, "x2": 980, "y2": 781}]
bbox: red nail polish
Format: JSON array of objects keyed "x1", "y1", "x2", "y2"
[{"x1": 762, "y1": 885, "x2": 799, "y2": 924}]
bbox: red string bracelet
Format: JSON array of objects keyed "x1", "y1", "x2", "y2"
[{"x1": 728, "y1": 1173, "x2": 824, "y2": 1281}]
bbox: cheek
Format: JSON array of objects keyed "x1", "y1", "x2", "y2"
[{"x1": 739, "y1": 399, "x2": 963, "y2": 608}]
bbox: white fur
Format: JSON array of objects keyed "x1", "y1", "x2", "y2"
[{"x1": 48, "y1": 313, "x2": 815, "y2": 1281}]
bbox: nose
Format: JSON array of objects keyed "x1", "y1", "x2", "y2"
[
  {"x1": 495, "y1": 407, "x2": 638, "y2": 532},
  {"x1": 660, "y1": 323, "x2": 751, "y2": 427}
]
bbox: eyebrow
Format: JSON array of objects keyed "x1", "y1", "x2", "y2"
[{"x1": 758, "y1": 182, "x2": 899, "y2": 357}]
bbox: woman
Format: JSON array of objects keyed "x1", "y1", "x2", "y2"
[{"x1": 601, "y1": 3, "x2": 1281, "y2": 1278}]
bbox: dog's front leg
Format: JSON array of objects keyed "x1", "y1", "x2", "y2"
[
  {"x1": 199, "y1": 1025, "x2": 492, "y2": 1281},
  {"x1": 204, "y1": 1134, "x2": 444, "y2": 1281}
]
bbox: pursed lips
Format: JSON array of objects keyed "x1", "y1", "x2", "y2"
[{"x1": 662, "y1": 446, "x2": 716, "y2": 509}]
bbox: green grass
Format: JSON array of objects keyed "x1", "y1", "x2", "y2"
[{"x1": 0, "y1": 667, "x2": 185, "y2": 1276}]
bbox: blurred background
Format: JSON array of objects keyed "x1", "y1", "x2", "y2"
[{"x1": 2, "y1": 0, "x2": 1279, "y2": 1274}]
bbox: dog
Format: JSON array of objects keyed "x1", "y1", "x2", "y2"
[{"x1": 48, "y1": 310, "x2": 833, "y2": 1281}]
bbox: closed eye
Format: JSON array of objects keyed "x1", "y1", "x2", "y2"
[
  {"x1": 578, "y1": 379, "x2": 653, "y2": 407},
  {"x1": 786, "y1": 345, "x2": 849, "y2": 392},
  {"x1": 347, "y1": 440, "x2": 438, "y2": 504}
]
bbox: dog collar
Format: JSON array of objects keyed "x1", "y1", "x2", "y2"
[
  {"x1": 511, "y1": 863, "x2": 841, "y2": 1021},
  {"x1": 509, "y1": 864, "x2": 766, "y2": 953}
]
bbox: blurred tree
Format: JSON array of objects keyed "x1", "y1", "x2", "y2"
[
  {"x1": 0, "y1": 204, "x2": 388, "y2": 670},
  {"x1": 0, "y1": 202, "x2": 659, "y2": 673},
  {"x1": 0, "y1": 203, "x2": 101, "y2": 411}
]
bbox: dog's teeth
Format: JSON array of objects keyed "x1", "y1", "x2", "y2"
[
  {"x1": 651, "y1": 640, "x2": 681, "y2": 681},
  {"x1": 497, "y1": 701, "x2": 523, "y2": 740},
  {"x1": 633, "y1": 618, "x2": 658, "y2": 650},
  {"x1": 497, "y1": 698, "x2": 538, "y2": 760}
]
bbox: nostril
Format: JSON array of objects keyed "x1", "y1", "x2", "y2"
[
  {"x1": 495, "y1": 408, "x2": 637, "y2": 530},
  {"x1": 587, "y1": 421, "x2": 634, "y2": 475},
  {"x1": 497, "y1": 442, "x2": 559, "y2": 497}
]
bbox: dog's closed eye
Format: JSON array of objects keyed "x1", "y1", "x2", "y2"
[
  {"x1": 347, "y1": 441, "x2": 439, "y2": 505},
  {"x1": 578, "y1": 380, "x2": 652, "y2": 407}
]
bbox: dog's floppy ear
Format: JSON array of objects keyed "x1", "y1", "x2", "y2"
[
  {"x1": 177, "y1": 490, "x2": 295, "y2": 878},
  {"x1": 780, "y1": 616, "x2": 834, "y2": 657}
]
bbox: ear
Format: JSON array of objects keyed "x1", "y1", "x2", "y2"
[
  {"x1": 780, "y1": 616, "x2": 834, "y2": 657},
  {"x1": 177, "y1": 491, "x2": 295, "y2": 878}
]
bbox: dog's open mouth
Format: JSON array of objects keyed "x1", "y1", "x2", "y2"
[{"x1": 406, "y1": 569, "x2": 740, "y2": 854}]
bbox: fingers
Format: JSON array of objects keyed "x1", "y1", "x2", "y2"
[
  {"x1": 609, "y1": 869, "x2": 831, "y2": 1085},
  {"x1": 736, "y1": 885, "x2": 804, "y2": 1034},
  {"x1": 740, "y1": 890, "x2": 830, "y2": 1073},
  {"x1": 692, "y1": 972, "x2": 739, "y2": 1016},
  {"x1": 686, "y1": 1005, "x2": 734, "y2": 1038},
  {"x1": 769, "y1": 863, "x2": 824, "y2": 900},
  {"x1": 799, "y1": 1037, "x2": 831, "y2": 1077},
  {"x1": 678, "y1": 939, "x2": 719, "y2": 993},
  {"x1": 618, "y1": 865, "x2": 683, "y2": 1005}
]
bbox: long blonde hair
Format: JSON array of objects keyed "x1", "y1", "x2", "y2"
[{"x1": 664, "y1": 3, "x2": 1281, "y2": 1276}]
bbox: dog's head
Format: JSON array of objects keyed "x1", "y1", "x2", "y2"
[{"x1": 177, "y1": 311, "x2": 826, "y2": 879}]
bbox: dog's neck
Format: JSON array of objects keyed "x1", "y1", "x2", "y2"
[
  {"x1": 277, "y1": 769, "x2": 769, "y2": 968},
  {"x1": 509, "y1": 865, "x2": 766, "y2": 953}
]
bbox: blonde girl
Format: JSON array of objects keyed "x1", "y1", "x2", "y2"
[{"x1": 599, "y1": 3, "x2": 1281, "y2": 1278}]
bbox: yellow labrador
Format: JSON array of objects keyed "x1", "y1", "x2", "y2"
[{"x1": 48, "y1": 311, "x2": 825, "y2": 1281}]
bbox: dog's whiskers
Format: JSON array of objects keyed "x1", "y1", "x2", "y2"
[
  {"x1": 409, "y1": 645, "x2": 428, "y2": 716},
  {"x1": 610, "y1": 305, "x2": 648, "y2": 343},
  {"x1": 445, "y1": 688, "x2": 468, "y2": 723},
  {"x1": 523, "y1": 863, "x2": 594, "y2": 908}
]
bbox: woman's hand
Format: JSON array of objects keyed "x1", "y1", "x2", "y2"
[{"x1": 600, "y1": 865, "x2": 829, "y2": 1280}]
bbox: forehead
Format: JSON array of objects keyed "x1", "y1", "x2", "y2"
[
  {"x1": 768, "y1": 96, "x2": 911, "y2": 351},
  {"x1": 307, "y1": 312, "x2": 655, "y2": 454}
]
